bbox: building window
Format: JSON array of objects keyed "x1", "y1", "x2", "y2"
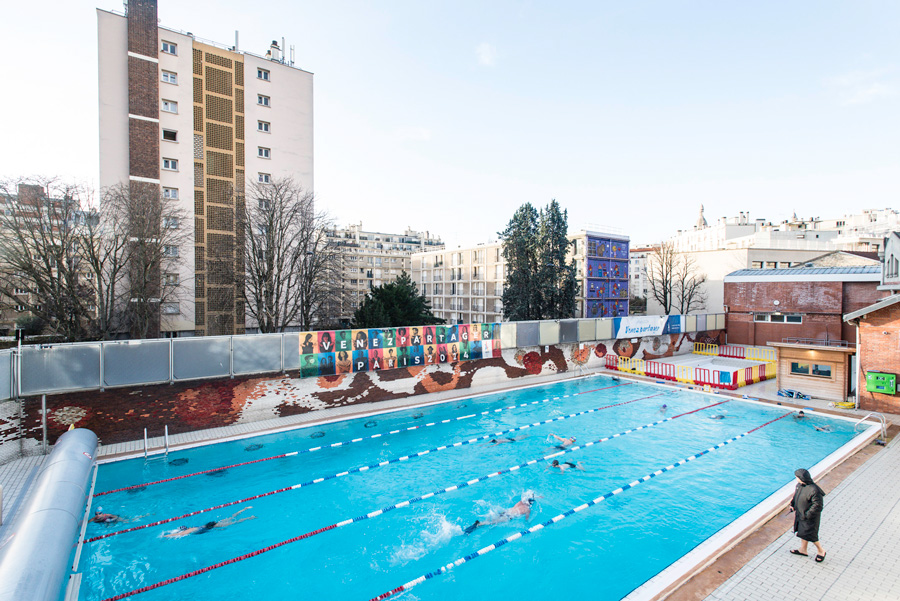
[
  {"x1": 15, "y1": 287, "x2": 28, "y2": 295},
  {"x1": 163, "y1": 273, "x2": 179, "y2": 286},
  {"x1": 258, "y1": 173, "x2": 271, "y2": 184},
  {"x1": 258, "y1": 120, "x2": 270, "y2": 133},
  {"x1": 162, "y1": 158, "x2": 178, "y2": 171},
  {"x1": 257, "y1": 94, "x2": 270, "y2": 107},
  {"x1": 161, "y1": 41, "x2": 177, "y2": 55},
  {"x1": 162, "y1": 129, "x2": 178, "y2": 142},
  {"x1": 162, "y1": 302, "x2": 180, "y2": 315},
  {"x1": 258, "y1": 147, "x2": 271, "y2": 159},
  {"x1": 15, "y1": 305, "x2": 26, "y2": 312},
  {"x1": 163, "y1": 187, "x2": 179, "y2": 200},
  {"x1": 161, "y1": 70, "x2": 178, "y2": 85},
  {"x1": 753, "y1": 313, "x2": 802, "y2": 323},
  {"x1": 163, "y1": 245, "x2": 179, "y2": 257},
  {"x1": 163, "y1": 216, "x2": 180, "y2": 229},
  {"x1": 751, "y1": 261, "x2": 763, "y2": 269},
  {"x1": 161, "y1": 100, "x2": 178, "y2": 113},
  {"x1": 791, "y1": 362, "x2": 833, "y2": 378},
  {"x1": 257, "y1": 68, "x2": 270, "y2": 81}
]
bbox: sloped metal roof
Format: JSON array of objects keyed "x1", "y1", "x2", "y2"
[{"x1": 725, "y1": 265, "x2": 882, "y2": 282}]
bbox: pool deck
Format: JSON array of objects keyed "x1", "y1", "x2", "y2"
[{"x1": 2, "y1": 366, "x2": 900, "y2": 600}]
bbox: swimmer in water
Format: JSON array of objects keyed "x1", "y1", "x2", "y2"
[
  {"x1": 794, "y1": 411, "x2": 807, "y2": 420},
  {"x1": 89, "y1": 507, "x2": 147, "y2": 525},
  {"x1": 465, "y1": 493, "x2": 537, "y2": 534},
  {"x1": 549, "y1": 459, "x2": 584, "y2": 473},
  {"x1": 815, "y1": 425, "x2": 832, "y2": 432},
  {"x1": 163, "y1": 507, "x2": 255, "y2": 538},
  {"x1": 549, "y1": 433, "x2": 576, "y2": 449},
  {"x1": 659, "y1": 404, "x2": 668, "y2": 414},
  {"x1": 490, "y1": 435, "x2": 527, "y2": 445},
  {"x1": 708, "y1": 412, "x2": 736, "y2": 420},
  {"x1": 89, "y1": 508, "x2": 124, "y2": 524}
]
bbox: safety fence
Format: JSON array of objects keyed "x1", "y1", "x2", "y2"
[
  {"x1": 605, "y1": 354, "x2": 777, "y2": 391},
  {"x1": 0, "y1": 313, "x2": 725, "y2": 401},
  {"x1": 690, "y1": 342, "x2": 776, "y2": 363}
]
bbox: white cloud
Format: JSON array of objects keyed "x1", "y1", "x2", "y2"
[
  {"x1": 827, "y1": 68, "x2": 898, "y2": 105},
  {"x1": 395, "y1": 127, "x2": 432, "y2": 142},
  {"x1": 476, "y1": 43, "x2": 498, "y2": 67}
]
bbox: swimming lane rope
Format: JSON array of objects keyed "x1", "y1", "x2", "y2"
[
  {"x1": 368, "y1": 410, "x2": 794, "y2": 601},
  {"x1": 94, "y1": 382, "x2": 633, "y2": 497},
  {"x1": 97, "y1": 403, "x2": 776, "y2": 601},
  {"x1": 85, "y1": 390, "x2": 667, "y2": 544}
]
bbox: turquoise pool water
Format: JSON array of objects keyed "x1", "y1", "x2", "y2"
[{"x1": 77, "y1": 376, "x2": 860, "y2": 601}]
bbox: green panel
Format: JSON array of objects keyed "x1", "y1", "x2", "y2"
[
  {"x1": 685, "y1": 314, "x2": 698, "y2": 332},
  {"x1": 539, "y1": 321, "x2": 560, "y2": 346},
  {"x1": 500, "y1": 323, "x2": 517, "y2": 349},
  {"x1": 577, "y1": 319, "x2": 596, "y2": 342},
  {"x1": 596, "y1": 318, "x2": 613, "y2": 341},
  {"x1": 865, "y1": 372, "x2": 897, "y2": 394}
]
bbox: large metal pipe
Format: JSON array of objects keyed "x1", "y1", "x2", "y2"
[{"x1": 0, "y1": 428, "x2": 97, "y2": 601}]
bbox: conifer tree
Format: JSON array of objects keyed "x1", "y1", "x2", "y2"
[
  {"x1": 537, "y1": 199, "x2": 577, "y2": 319},
  {"x1": 352, "y1": 271, "x2": 442, "y2": 328},
  {"x1": 499, "y1": 203, "x2": 541, "y2": 321}
]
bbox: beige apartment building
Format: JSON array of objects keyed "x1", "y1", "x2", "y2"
[
  {"x1": 328, "y1": 223, "x2": 444, "y2": 325},
  {"x1": 411, "y1": 230, "x2": 631, "y2": 324},
  {"x1": 98, "y1": 0, "x2": 313, "y2": 336}
]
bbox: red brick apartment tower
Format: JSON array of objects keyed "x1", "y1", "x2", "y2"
[{"x1": 126, "y1": 0, "x2": 162, "y2": 338}]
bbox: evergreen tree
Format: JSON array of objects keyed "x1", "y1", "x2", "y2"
[
  {"x1": 501, "y1": 200, "x2": 577, "y2": 321},
  {"x1": 537, "y1": 199, "x2": 577, "y2": 319},
  {"x1": 499, "y1": 203, "x2": 541, "y2": 321},
  {"x1": 352, "y1": 272, "x2": 443, "y2": 328}
]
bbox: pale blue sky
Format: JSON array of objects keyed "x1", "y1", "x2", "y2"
[{"x1": 1, "y1": 1, "x2": 898, "y2": 246}]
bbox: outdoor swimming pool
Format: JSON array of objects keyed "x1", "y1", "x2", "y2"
[{"x1": 75, "y1": 376, "x2": 865, "y2": 601}]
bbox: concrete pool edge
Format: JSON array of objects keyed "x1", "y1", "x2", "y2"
[{"x1": 623, "y1": 421, "x2": 881, "y2": 601}]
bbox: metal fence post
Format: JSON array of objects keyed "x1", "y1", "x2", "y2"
[
  {"x1": 229, "y1": 336, "x2": 235, "y2": 379},
  {"x1": 281, "y1": 333, "x2": 285, "y2": 373},
  {"x1": 169, "y1": 339, "x2": 174, "y2": 385},
  {"x1": 41, "y1": 394, "x2": 48, "y2": 454},
  {"x1": 99, "y1": 342, "x2": 105, "y2": 392}
]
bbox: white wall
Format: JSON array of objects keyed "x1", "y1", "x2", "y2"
[
  {"x1": 97, "y1": 10, "x2": 128, "y2": 192},
  {"x1": 157, "y1": 29, "x2": 196, "y2": 333},
  {"x1": 243, "y1": 54, "x2": 314, "y2": 193}
]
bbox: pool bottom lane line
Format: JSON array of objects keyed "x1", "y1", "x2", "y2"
[
  {"x1": 366, "y1": 410, "x2": 794, "y2": 601},
  {"x1": 94, "y1": 381, "x2": 633, "y2": 496},
  {"x1": 84, "y1": 391, "x2": 665, "y2": 544},
  {"x1": 94, "y1": 401, "x2": 739, "y2": 601}
]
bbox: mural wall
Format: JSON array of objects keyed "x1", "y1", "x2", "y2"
[
  {"x1": 2, "y1": 329, "x2": 726, "y2": 458},
  {"x1": 584, "y1": 235, "x2": 630, "y2": 318},
  {"x1": 298, "y1": 324, "x2": 502, "y2": 377}
]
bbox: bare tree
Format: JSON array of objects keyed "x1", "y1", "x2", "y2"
[
  {"x1": 647, "y1": 242, "x2": 707, "y2": 315},
  {"x1": 0, "y1": 178, "x2": 95, "y2": 340},
  {"x1": 102, "y1": 183, "x2": 189, "y2": 339},
  {"x1": 240, "y1": 178, "x2": 341, "y2": 332},
  {"x1": 673, "y1": 252, "x2": 708, "y2": 314}
]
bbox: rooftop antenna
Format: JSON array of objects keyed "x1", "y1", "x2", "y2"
[
  {"x1": 290, "y1": 45, "x2": 295, "y2": 66},
  {"x1": 235, "y1": 30, "x2": 239, "y2": 52},
  {"x1": 282, "y1": 37, "x2": 286, "y2": 63}
]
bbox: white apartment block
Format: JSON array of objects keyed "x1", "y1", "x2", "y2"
[
  {"x1": 647, "y1": 206, "x2": 897, "y2": 315},
  {"x1": 411, "y1": 230, "x2": 631, "y2": 324},
  {"x1": 328, "y1": 223, "x2": 444, "y2": 325},
  {"x1": 98, "y1": 0, "x2": 313, "y2": 336}
]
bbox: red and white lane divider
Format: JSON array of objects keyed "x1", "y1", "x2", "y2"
[
  {"x1": 96, "y1": 398, "x2": 740, "y2": 601},
  {"x1": 95, "y1": 382, "x2": 632, "y2": 497},
  {"x1": 368, "y1": 410, "x2": 794, "y2": 601},
  {"x1": 85, "y1": 390, "x2": 663, "y2": 544}
]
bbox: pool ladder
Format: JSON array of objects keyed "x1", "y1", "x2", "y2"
[
  {"x1": 143, "y1": 425, "x2": 171, "y2": 460},
  {"x1": 854, "y1": 412, "x2": 888, "y2": 443}
]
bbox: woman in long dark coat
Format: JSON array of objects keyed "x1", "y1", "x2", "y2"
[{"x1": 789, "y1": 468, "x2": 826, "y2": 562}]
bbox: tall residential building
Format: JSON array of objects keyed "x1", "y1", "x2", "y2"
[
  {"x1": 327, "y1": 223, "x2": 444, "y2": 325},
  {"x1": 98, "y1": 1, "x2": 313, "y2": 336},
  {"x1": 410, "y1": 230, "x2": 630, "y2": 324}
]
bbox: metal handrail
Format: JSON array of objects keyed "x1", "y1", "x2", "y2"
[{"x1": 855, "y1": 412, "x2": 887, "y2": 441}]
